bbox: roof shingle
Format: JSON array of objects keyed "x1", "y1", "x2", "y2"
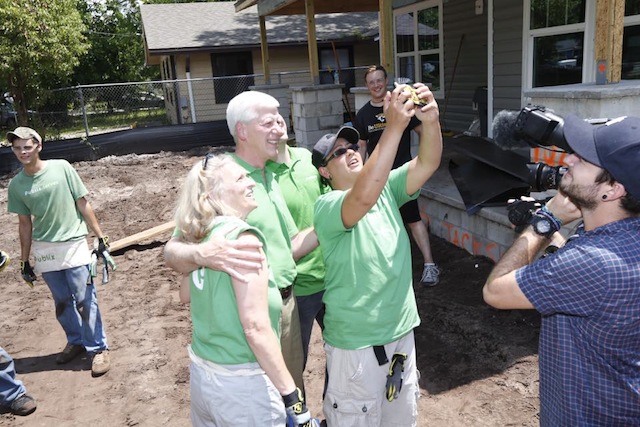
[{"x1": 140, "y1": 2, "x2": 379, "y2": 53}]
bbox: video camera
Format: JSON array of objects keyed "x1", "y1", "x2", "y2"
[
  {"x1": 449, "y1": 104, "x2": 589, "y2": 215},
  {"x1": 511, "y1": 105, "x2": 572, "y2": 192}
]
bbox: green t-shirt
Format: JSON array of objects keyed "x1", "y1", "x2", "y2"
[
  {"x1": 267, "y1": 146, "x2": 328, "y2": 297},
  {"x1": 190, "y1": 217, "x2": 282, "y2": 365},
  {"x1": 7, "y1": 159, "x2": 89, "y2": 242},
  {"x1": 231, "y1": 154, "x2": 298, "y2": 289},
  {"x1": 314, "y1": 163, "x2": 421, "y2": 350}
]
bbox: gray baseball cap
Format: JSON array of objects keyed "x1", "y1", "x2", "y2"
[{"x1": 311, "y1": 126, "x2": 360, "y2": 168}]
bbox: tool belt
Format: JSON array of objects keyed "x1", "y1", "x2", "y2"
[
  {"x1": 373, "y1": 345, "x2": 389, "y2": 365},
  {"x1": 32, "y1": 238, "x2": 91, "y2": 274},
  {"x1": 280, "y1": 284, "x2": 293, "y2": 299}
]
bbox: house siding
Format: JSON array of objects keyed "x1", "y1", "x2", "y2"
[
  {"x1": 493, "y1": 0, "x2": 524, "y2": 113},
  {"x1": 440, "y1": 0, "x2": 488, "y2": 133},
  {"x1": 155, "y1": 41, "x2": 378, "y2": 125}
]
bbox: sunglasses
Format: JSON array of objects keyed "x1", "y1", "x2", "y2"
[
  {"x1": 202, "y1": 153, "x2": 214, "y2": 170},
  {"x1": 322, "y1": 143, "x2": 359, "y2": 166}
]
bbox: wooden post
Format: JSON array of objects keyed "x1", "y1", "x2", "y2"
[
  {"x1": 594, "y1": 0, "x2": 625, "y2": 83},
  {"x1": 379, "y1": 0, "x2": 395, "y2": 78},
  {"x1": 259, "y1": 16, "x2": 271, "y2": 84},
  {"x1": 305, "y1": 0, "x2": 320, "y2": 85}
]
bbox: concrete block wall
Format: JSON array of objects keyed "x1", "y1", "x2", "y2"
[
  {"x1": 291, "y1": 84, "x2": 345, "y2": 149},
  {"x1": 418, "y1": 193, "x2": 514, "y2": 262}
]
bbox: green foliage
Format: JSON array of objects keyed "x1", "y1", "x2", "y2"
[
  {"x1": 0, "y1": 0, "x2": 89, "y2": 123},
  {"x1": 142, "y1": 0, "x2": 225, "y2": 3},
  {"x1": 73, "y1": 0, "x2": 160, "y2": 85}
]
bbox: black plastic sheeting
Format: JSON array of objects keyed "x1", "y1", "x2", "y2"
[{"x1": 0, "y1": 121, "x2": 234, "y2": 176}]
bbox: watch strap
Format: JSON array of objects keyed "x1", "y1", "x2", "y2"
[{"x1": 530, "y1": 206, "x2": 562, "y2": 238}]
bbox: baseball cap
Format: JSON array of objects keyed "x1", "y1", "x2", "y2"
[
  {"x1": 563, "y1": 115, "x2": 640, "y2": 199},
  {"x1": 312, "y1": 126, "x2": 360, "y2": 168},
  {"x1": 6, "y1": 127, "x2": 42, "y2": 145}
]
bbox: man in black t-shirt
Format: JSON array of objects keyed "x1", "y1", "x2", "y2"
[{"x1": 354, "y1": 65, "x2": 440, "y2": 285}]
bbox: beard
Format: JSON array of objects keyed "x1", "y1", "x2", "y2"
[{"x1": 559, "y1": 176, "x2": 598, "y2": 211}]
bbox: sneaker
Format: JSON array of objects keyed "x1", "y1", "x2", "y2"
[
  {"x1": 9, "y1": 394, "x2": 37, "y2": 416},
  {"x1": 56, "y1": 344, "x2": 84, "y2": 364},
  {"x1": 0, "y1": 250, "x2": 8, "y2": 272},
  {"x1": 91, "y1": 350, "x2": 111, "y2": 377},
  {"x1": 420, "y1": 263, "x2": 440, "y2": 286}
]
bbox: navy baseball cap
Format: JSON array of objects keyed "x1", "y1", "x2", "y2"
[
  {"x1": 312, "y1": 126, "x2": 360, "y2": 168},
  {"x1": 563, "y1": 115, "x2": 640, "y2": 198}
]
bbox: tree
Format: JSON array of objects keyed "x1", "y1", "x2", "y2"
[
  {"x1": 0, "y1": 0, "x2": 89, "y2": 125},
  {"x1": 73, "y1": 0, "x2": 160, "y2": 85},
  {"x1": 73, "y1": 0, "x2": 221, "y2": 86}
]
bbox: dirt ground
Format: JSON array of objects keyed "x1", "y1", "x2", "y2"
[{"x1": 0, "y1": 147, "x2": 541, "y2": 426}]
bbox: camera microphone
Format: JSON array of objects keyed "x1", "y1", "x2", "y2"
[{"x1": 491, "y1": 110, "x2": 531, "y2": 150}]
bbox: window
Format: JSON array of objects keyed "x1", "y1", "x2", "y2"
[
  {"x1": 211, "y1": 52, "x2": 254, "y2": 103},
  {"x1": 623, "y1": 0, "x2": 640, "y2": 79},
  {"x1": 394, "y1": 1, "x2": 443, "y2": 97},
  {"x1": 319, "y1": 47, "x2": 355, "y2": 88},
  {"x1": 526, "y1": 0, "x2": 587, "y2": 88},
  {"x1": 525, "y1": 0, "x2": 640, "y2": 87}
]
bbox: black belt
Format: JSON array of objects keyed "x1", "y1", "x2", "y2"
[{"x1": 280, "y1": 285, "x2": 293, "y2": 299}]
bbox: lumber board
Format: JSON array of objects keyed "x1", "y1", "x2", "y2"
[{"x1": 109, "y1": 221, "x2": 176, "y2": 252}]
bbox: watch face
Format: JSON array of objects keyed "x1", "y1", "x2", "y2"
[{"x1": 535, "y1": 218, "x2": 552, "y2": 234}]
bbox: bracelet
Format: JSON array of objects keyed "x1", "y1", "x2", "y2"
[{"x1": 536, "y1": 206, "x2": 562, "y2": 233}]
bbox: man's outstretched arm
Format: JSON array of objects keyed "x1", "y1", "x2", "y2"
[{"x1": 164, "y1": 225, "x2": 264, "y2": 281}]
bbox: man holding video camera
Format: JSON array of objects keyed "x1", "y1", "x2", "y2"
[{"x1": 483, "y1": 114, "x2": 640, "y2": 426}]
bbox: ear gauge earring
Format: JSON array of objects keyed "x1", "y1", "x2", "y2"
[{"x1": 602, "y1": 194, "x2": 608, "y2": 200}]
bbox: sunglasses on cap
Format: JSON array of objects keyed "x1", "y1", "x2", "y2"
[{"x1": 322, "y1": 143, "x2": 359, "y2": 167}]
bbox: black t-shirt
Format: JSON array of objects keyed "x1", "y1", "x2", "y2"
[{"x1": 353, "y1": 101, "x2": 421, "y2": 169}]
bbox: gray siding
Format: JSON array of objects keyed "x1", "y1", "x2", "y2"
[
  {"x1": 440, "y1": 0, "x2": 488, "y2": 133},
  {"x1": 493, "y1": 0, "x2": 524, "y2": 114}
]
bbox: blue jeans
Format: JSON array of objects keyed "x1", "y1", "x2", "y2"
[
  {"x1": 0, "y1": 346, "x2": 26, "y2": 406},
  {"x1": 41, "y1": 265, "x2": 108, "y2": 354},
  {"x1": 296, "y1": 290, "x2": 325, "y2": 368}
]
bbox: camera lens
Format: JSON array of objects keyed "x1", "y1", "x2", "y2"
[{"x1": 526, "y1": 163, "x2": 567, "y2": 192}]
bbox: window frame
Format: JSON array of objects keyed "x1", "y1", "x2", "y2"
[
  {"x1": 394, "y1": 0, "x2": 444, "y2": 99},
  {"x1": 522, "y1": 0, "x2": 595, "y2": 89},
  {"x1": 318, "y1": 46, "x2": 356, "y2": 88},
  {"x1": 210, "y1": 51, "x2": 254, "y2": 104},
  {"x1": 623, "y1": 4, "x2": 640, "y2": 79}
]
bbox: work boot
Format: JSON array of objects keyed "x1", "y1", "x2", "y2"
[
  {"x1": 91, "y1": 350, "x2": 111, "y2": 377},
  {"x1": 420, "y1": 263, "x2": 440, "y2": 286},
  {"x1": 8, "y1": 394, "x2": 37, "y2": 416},
  {"x1": 56, "y1": 343, "x2": 85, "y2": 364}
]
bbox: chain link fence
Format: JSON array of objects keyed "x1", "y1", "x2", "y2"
[{"x1": 23, "y1": 67, "x2": 367, "y2": 141}]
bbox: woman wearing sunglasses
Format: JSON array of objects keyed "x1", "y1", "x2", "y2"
[
  {"x1": 174, "y1": 154, "x2": 311, "y2": 426},
  {"x1": 311, "y1": 83, "x2": 443, "y2": 426}
]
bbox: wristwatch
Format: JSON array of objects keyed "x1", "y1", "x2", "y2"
[
  {"x1": 530, "y1": 215, "x2": 555, "y2": 238},
  {"x1": 529, "y1": 206, "x2": 561, "y2": 239}
]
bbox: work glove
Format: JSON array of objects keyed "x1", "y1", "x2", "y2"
[
  {"x1": 94, "y1": 236, "x2": 116, "y2": 284},
  {"x1": 0, "y1": 250, "x2": 9, "y2": 272},
  {"x1": 97, "y1": 236, "x2": 110, "y2": 255},
  {"x1": 507, "y1": 197, "x2": 543, "y2": 232},
  {"x1": 283, "y1": 388, "x2": 312, "y2": 426},
  {"x1": 385, "y1": 352, "x2": 407, "y2": 402},
  {"x1": 20, "y1": 260, "x2": 36, "y2": 288}
]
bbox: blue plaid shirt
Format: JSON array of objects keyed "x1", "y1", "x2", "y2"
[{"x1": 516, "y1": 217, "x2": 640, "y2": 426}]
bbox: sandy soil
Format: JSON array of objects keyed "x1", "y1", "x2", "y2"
[{"x1": 0, "y1": 148, "x2": 541, "y2": 426}]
